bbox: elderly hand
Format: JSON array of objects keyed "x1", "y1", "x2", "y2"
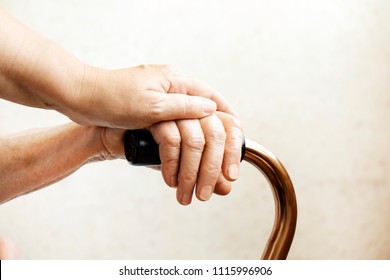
[
  {"x1": 1, "y1": 9, "x2": 235, "y2": 130},
  {"x1": 62, "y1": 64, "x2": 235, "y2": 129},
  {"x1": 149, "y1": 111, "x2": 243, "y2": 205},
  {"x1": 101, "y1": 111, "x2": 243, "y2": 205}
]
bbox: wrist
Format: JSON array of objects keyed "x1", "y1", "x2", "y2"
[
  {"x1": 59, "y1": 64, "x2": 109, "y2": 126},
  {"x1": 97, "y1": 127, "x2": 126, "y2": 161},
  {"x1": 66, "y1": 124, "x2": 105, "y2": 163},
  {"x1": 82, "y1": 125, "x2": 125, "y2": 162}
]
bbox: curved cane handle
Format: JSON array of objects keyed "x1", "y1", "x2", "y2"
[
  {"x1": 124, "y1": 130, "x2": 297, "y2": 260},
  {"x1": 244, "y1": 139, "x2": 297, "y2": 259}
]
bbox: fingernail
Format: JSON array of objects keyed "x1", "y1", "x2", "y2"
[
  {"x1": 202, "y1": 100, "x2": 216, "y2": 114},
  {"x1": 228, "y1": 164, "x2": 239, "y2": 180},
  {"x1": 170, "y1": 176, "x2": 178, "y2": 187},
  {"x1": 199, "y1": 185, "x2": 213, "y2": 201},
  {"x1": 181, "y1": 192, "x2": 192, "y2": 205}
]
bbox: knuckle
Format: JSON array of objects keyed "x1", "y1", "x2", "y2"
[
  {"x1": 161, "y1": 149, "x2": 180, "y2": 168},
  {"x1": 161, "y1": 133, "x2": 181, "y2": 148},
  {"x1": 206, "y1": 126, "x2": 226, "y2": 143},
  {"x1": 184, "y1": 135, "x2": 205, "y2": 151},
  {"x1": 232, "y1": 117, "x2": 243, "y2": 130},
  {"x1": 162, "y1": 159, "x2": 179, "y2": 171},
  {"x1": 202, "y1": 162, "x2": 222, "y2": 175},
  {"x1": 137, "y1": 64, "x2": 150, "y2": 71},
  {"x1": 202, "y1": 116, "x2": 226, "y2": 143},
  {"x1": 147, "y1": 96, "x2": 165, "y2": 120},
  {"x1": 162, "y1": 162, "x2": 178, "y2": 177},
  {"x1": 226, "y1": 114, "x2": 243, "y2": 130},
  {"x1": 180, "y1": 171, "x2": 198, "y2": 184}
]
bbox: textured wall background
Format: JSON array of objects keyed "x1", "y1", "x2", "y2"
[{"x1": 0, "y1": 0, "x2": 389, "y2": 259}]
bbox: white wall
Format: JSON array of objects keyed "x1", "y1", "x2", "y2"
[{"x1": 0, "y1": 0, "x2": 389, "y2": 259}]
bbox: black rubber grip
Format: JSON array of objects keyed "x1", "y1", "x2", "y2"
[{"x1": 124, "y1": 130, "x2": 246, "y2": 166}]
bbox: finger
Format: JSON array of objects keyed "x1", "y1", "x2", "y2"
[
  {"x1": 150, "y1": 121, "x2": 180, "y2": 188},
  {"x1": 167, "y1": 74, "x2": 237, "y2": 116},
  {"x1": 176, "y1": 119, "x2": 205, "y2": 205},
  {"x1": 195, "y1": 115, "x2": 226, "y2": 201},
  {"x1": 150, "y1": 92, "x2": 216, "y2": 122},
  {"x1": 213, "y1": 174, "x2": 232, "y2": 196},
  {"x1": 215, "y1": 111, "x2": 243, "y2": 181}
]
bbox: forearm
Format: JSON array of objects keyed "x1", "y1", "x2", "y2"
[
  {"x1": 0, "y1": 7, "x2": 85, "y2": 111},
  {"x1": 0, "y1": 123, "x2": 105, "y2": 204}
]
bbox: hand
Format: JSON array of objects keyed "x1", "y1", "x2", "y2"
[
  {"x1": 64, "y1": 64, "x2": 236, "y2": 129},
  {"x1": 97, "y1": 111, "x2": 243, "y2": 206},
  {"x1": 149, "y1": 111, "x2": 243, "y2": 205},
  {"x1": 0, "y1": 8, "x2": 233, "y2": 129}
]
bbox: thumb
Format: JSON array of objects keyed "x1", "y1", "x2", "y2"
[{"x1": 152, "y1": 94, "x2": 217, "y2": 121}]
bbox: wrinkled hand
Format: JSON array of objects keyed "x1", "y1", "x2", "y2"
[
  {"x1": 150, "y1": 112, "x2": 243, "y2": 205},
  {"x1": 98, "y1": 111, "x2": 243, "y2": 205},
  {"x1": 66, "y1": 64, "x2": 235, "y2": 129}
]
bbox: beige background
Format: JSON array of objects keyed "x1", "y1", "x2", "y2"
[{"x1": 0, "y1": 0, "x2": 389, "y2": 259}]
